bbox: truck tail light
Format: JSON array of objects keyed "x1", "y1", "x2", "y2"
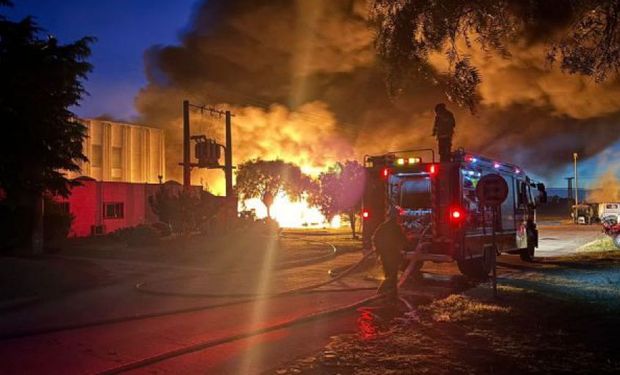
[
  {"x1": 449, "y1": 207, "x2": 465, "y2": 223},
  {"x1": 428, "y1": 164, "x2": 438, "y2": 176},
  {"x1": 381, "y1": 168, "x2": 390, "y2": 179},
  {"x1": 362, "y1": 209, "x2": 370, "y2": 219}
]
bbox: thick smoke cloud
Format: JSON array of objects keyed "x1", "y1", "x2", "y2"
[{"x1": 135, "y1": 0, "x2": 620, "y2": 192}]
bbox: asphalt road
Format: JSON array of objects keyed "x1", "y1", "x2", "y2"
[
  {"x1": 0, "y1": 224, "x2": 607, "y2": 374},
  {"x1": 0, "y1": 290, "x2": 375, "y2": 374},
  {"x1": 536, "y1": 223, "x2": 603, "y2": 256},
  {"x1": 0, "y1": 248, "x2": 383, "y2": 375}
]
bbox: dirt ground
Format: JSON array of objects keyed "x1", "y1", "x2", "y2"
[{"x1": 271, "y1": 245, "x2": 620, "y2": 374}]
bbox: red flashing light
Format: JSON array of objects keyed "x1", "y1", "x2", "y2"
[
  {"x1": 449, "y1": 207, "x2": 465, "y2": 223},
  {"x1": 428, "y1": 164, "x2": 438, "y2": 175},
  {"x1": 465, "y1": 155, "x2": 478, "y2": 163},
  {"x1": 362, "y1": 210, "x2": 370, "y2": 219},
  {"x1": 381, "y1": 168, "x2": 390, "y2": 179}
]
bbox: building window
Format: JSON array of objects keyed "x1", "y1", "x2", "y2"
[
  {"x1": 91, "y1": 144, "x2": 103, "y2": 167},
  {"x1": 104, "y1": 202, "x2": 124, "y2": 219},
  {"x1": 111, "y1": 146, "x2": 122, "y2": 169}
]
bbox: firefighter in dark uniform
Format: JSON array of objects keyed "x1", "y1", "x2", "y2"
[
  {"x1": 432, "y1": 103, "x2": 456, "y2": 162},
  {"x1": 372, "y1": 208, "x2": 407, "y2": 299}
]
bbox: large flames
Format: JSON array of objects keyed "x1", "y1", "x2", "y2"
[
  {"x1": 243, "y1": 193, "x2": 341, "y2": 228},
  {"x1": 188, "y1": 103, "x2": 355, "y2": 228}
]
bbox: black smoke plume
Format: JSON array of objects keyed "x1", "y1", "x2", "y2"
[{"x1": 135, "y1": 0, "x2": 620, "y2": 191}]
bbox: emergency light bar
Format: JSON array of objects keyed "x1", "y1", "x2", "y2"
[
  {"x1": 460, "y1": 151, "x2": 524, "y2": 175},
  {"x1": 396, "y1": 157, "x2": 421, "y2": 166}
]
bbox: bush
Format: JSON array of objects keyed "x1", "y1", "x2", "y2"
[
  {"x1": 112, "y1": 225, "x2": 160, "y2": 247},
  {"x1": 149, "y1": 188, "x2": 220, "y2": 235},
  {"x1": 151, "y1": 222, "x2": 172, "y2": 237}
]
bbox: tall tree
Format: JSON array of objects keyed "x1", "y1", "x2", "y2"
[
  {"x1": 372, "y1": 0, "x2": 620, "y2": 111},
  {"x1": 236, "y1": 159, "x2": 309, "y2": 219},
  {"x1": 0, "y1": 2, "x2": 93, "y2": 248},
  {"x1": 309, "y1": 161, "x2": 366, "y2": 238}
]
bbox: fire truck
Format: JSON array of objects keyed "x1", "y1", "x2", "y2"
[{"x1": 362, "y1": 149, "x2": 547, "y2": 279}]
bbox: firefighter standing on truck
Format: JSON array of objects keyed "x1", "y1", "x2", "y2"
[
  {"x1": 432, "y1": 103, "x2": 456, "y2": 162},
  {"x1": 373, "y1": 208, "x2": 407, "y2": 299}
]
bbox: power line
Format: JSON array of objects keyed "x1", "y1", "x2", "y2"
[{"x1": 187, "y1": 103, "x2": 234, "y2": 118}]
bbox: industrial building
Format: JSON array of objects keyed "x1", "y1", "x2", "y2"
[
  {"x1": 58, "y1": 119, "x2": 175, "y2": 237},
  {"x1": 56, "y1": 178, "x2": 190, "y2": 237},
  {"x1": 67, "y1": 118, "x2": 166, "y2": 183}
]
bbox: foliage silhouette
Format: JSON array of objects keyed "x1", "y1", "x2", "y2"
[
  {"x1": 236, "y1": 159, "x2": 310, "y2": 219},
  {"x1": 308, "y1": 160, "x2": 365, "y2": 238},
  {"x1": 0, "y1": 4, "x2": 93, "y2": 248},
  {"x1": 372, "y1": 0, "x2": 620, "y2": 111}
]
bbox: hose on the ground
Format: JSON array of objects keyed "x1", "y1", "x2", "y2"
[{"x1": 135, "y1": 241, "x2": 378, "y2": 298}]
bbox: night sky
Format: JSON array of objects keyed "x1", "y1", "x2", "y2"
[
  {"x1": 4, "y1": 1, "x2": 618, "y2": 188},
  {"x1": 5, "y1": 0, "x2": 197, "y2": 119}
]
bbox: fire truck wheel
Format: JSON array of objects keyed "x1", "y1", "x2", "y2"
[
  {"x1": 457, "y1": 246, "x2": 496, "y2": 280},
  {"x1": 520, "y1": 231, "x2": 537, "y2": 262}
]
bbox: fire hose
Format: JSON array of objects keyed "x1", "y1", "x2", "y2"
[{"x1": 3, "y1": 235, "x2": 413, "y2": 341}]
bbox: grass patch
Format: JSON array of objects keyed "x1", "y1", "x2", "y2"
[
  {"x1": 420, "y1": 294, "x2": 511, "y2": 322},
  {"x1": 274, "y1": 257, "x2": 620, "y2": 375},
  {"x1": 577, "y1": 236, "x2": 617, "y2": 252}
]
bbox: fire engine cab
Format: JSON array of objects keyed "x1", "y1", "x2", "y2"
[{"x1": 362, "y1": 149, "x2": 547, "y2": 279}]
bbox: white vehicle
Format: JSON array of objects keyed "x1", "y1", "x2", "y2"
[{"x1": 599, "y1": 202, "x2": 620, "y2": 223}]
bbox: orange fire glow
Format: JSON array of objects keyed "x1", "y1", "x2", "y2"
[{"x1": 243, "y1": 192, "x2": 341, "y2": 229}]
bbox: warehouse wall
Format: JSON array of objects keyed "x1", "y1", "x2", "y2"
[{"x1": 69, "y1": 119, "x2": 166, "y2": 183}]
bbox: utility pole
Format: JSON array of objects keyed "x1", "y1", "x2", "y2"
[
  {"x1": 180, "y1": 100, "x2": 237, "y2": 223},
  {"x1": 183, "y1": 100, "x2": 191, "y2": 189},
  {"x1": 224, "y1": 110, "x2": 233, "y2": 199},
  {"x1": 565, "y1": 177, "x2": 574, "y2": 203},
  {"x1": 573, "y1": 153, "x2": 579, "y2": 205}
]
